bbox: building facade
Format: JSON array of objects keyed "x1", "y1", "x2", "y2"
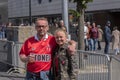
[
  {"x1": 8, "y1": 0, "x2": 67, "y2": 25},
  {"x1": 86, "y1": 0, "x2": 120, "y2": 30},
  {"x1": 0, "y1": 0, "x2": 8, "y2": 24},
  {"x1": 8, "y1": 0, "x2": 120, "y2": 29}
]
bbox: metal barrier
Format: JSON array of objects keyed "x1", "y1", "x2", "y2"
[
  {"x1": 110, "y1": 56, "x2": 120, "y2": 80},
  {"x1": 0, "y1": 40, "x2": 25, "y2": 79},
  {"x1": 0, "y1": 40, "x2": 9, "y2": 72},
  {"x1": 76, "y1": 50, "x2": 111, "y2": 80},
  {"x1": 7, "y1": 41, "x2": 26, "y2": 74},
  {"x1": 0, "y1": 40, "x2": 25, "y2": 73}
]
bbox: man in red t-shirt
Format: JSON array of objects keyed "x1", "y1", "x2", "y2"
[{"x1": 19, "y1": 17, "x2": 76, "y2": 80}]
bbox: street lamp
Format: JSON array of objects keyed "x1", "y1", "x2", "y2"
[
  {"x1": 38, "y1": 0, "x2": 42, "y2": 4},
  {"x1": 62, "y1": 0, "x2": 69, "y2": 34},
  {"x1": 29, "y1": 0, "x2": 32, "y2": 26},
  {"x1": 62, "y1": 0, "x2": 71, "y2": 39}
]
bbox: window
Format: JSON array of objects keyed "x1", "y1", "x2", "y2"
[
  {"x1": 49, "y1": 0, "x2": 52, "y2": 2},
  {"x1": 38, "y1": 0, "x2": 52, "y2": 4},
  {"x1": 38, "y1": 0, "x2": 42, "y2": 4},
  {"x1": 0, "y1": 15, "x2": 1, "y2": 20}
]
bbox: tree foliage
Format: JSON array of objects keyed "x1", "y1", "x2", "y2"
[
  {"x1": 69, "y1": 0, "x2": 93, "y2": 19},
  {"x1": 69, "y1": 0, "x2": 93, "y2": 50},
  {"x1": 69, "y1": 0, "x2": 93, "y2": 7},
  {"x1": 69, "y1": 0, "x2": 93, "y2": 13},
  {"x1": 69, "y1": 9, "x2": 80, "y2": 18}
]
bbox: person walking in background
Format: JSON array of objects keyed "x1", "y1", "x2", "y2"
[
  {"x1": 52, "y1": 29, "x2": 77, "y2": 80},
  {"x1": 0, "y1": 24, "x2": 6, "y2": 39},
  {"x1": 58, "y1": 20, "x2": 67, "y2": 32},
  {"x1": 0, "y1": 25, "x2": 2, "y2": 39},
  {"x1": 104, "y1": 21, "x2": 112, "y2": 54},
  {"x1": 89, "y1": 22, "x2": 98, "y2": 51},
  {"x1": 19, "y1": 17, "x2": 76, "y2": 80},
  {"x1": 84, "y1": 22, "x2": 89, "y2": 51},
  {"x1": 86, "y1": 21, "x2": 92, "y2": 51},
  {"x1": 97, "y1": 25, "x2": 103, "y2": 50},
  {"x1": 111, "y1": 26, "x2": 120, "y2": 55}
]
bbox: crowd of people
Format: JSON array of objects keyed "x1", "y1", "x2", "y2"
[
  {"x1": 83, "y1": 21, "x2": 120, "y2": 55},
  {"x1": 0, "y1": 22, "x2": 13, "y2": 40},
  {"x1": 83, "y1": 21, "x2": 102, "y2": 52},
  {"x1": 0, "y1": 24, "x2": 7, "y2": 39}
]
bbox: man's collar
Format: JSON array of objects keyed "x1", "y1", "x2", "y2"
[{"x1": 34, "y1": 33, "x2": 48, "y2": 41}]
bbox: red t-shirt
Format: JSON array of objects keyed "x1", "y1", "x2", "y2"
[{"x1": 19, "y1": 34, "x2": 56, "y2": 73}]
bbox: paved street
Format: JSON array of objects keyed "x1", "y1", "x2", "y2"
[
  {"x1": 78, "y1": 73, "x2": 108, "y2": 80},
  {"x1": 0, "y1": 72, "x2": 25, "y2": 80}
]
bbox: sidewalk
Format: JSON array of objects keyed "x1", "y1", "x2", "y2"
[
  {"x1": 95, "y1": 42, "x2": 120, "y2": 59},
  {"x1": 96, "y1": 42, "x2": 114, "y2": 54}
]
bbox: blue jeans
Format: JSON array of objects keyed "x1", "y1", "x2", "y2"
[
  {"x1": 104, "y1": 41, "x2": 110, "y2": 54},
  {"x1": 91, "y1": 38, "x2": 97, "y2": 51},
  {"x1": 26, "y1": 71, "x2": 52, "y2": 80},
  {"x1": 0, "y1": 31, "x2": 2, "y2": 39},
  {"x1": 88, "y1": 39, "x2": 93, "y2": 51},
  {"x1": 0, "y1": 31, "x2": 5, "y2": 39}
]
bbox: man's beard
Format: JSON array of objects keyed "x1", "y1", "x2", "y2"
[{"x1": 39, "y1": 32, "x2": 46, "y2": 36}]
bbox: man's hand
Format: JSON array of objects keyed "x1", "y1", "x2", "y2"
[
  {"x1": 27, "y1": 54, "x2": 35, "y2": 63},
  {"x1": 20, "y1": 54, "x2": 35, "y2": 63}
]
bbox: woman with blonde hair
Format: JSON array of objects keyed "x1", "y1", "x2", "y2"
[{"x1": 52, "y1": 29, "x2": 78, "y2": 80}]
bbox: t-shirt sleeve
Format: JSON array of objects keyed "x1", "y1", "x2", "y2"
[{"x1": 19, "y1": 40, "x2": 29, "y2": 56}]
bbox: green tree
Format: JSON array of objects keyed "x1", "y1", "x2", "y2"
[{"x1": 69, "y1": 0, "x2": 93, "y2": 50}]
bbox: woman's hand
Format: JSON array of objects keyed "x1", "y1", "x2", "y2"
[{"x1": 68, "y1": 40, "x2": 77, "y2": 55}]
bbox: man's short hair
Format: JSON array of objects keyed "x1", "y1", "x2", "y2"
[
  {"x1": 87, "y1": 21, "x2": 90, "y2": 25},
  {"x1": 97, "y1": 25, "x2": 101, "y2": 28},
  {"x1": 35, "y1": 17, "x2": 48, "y2": 25},
  {"x1": 107, "y1": 21, "x2": 111, "y2": 24},
  {"x1": 60, "y1": 20, "x2": 64, "y2": 23},
  {"x1": 113, "y1": 26, "x2": 117, "y2": 30}
]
